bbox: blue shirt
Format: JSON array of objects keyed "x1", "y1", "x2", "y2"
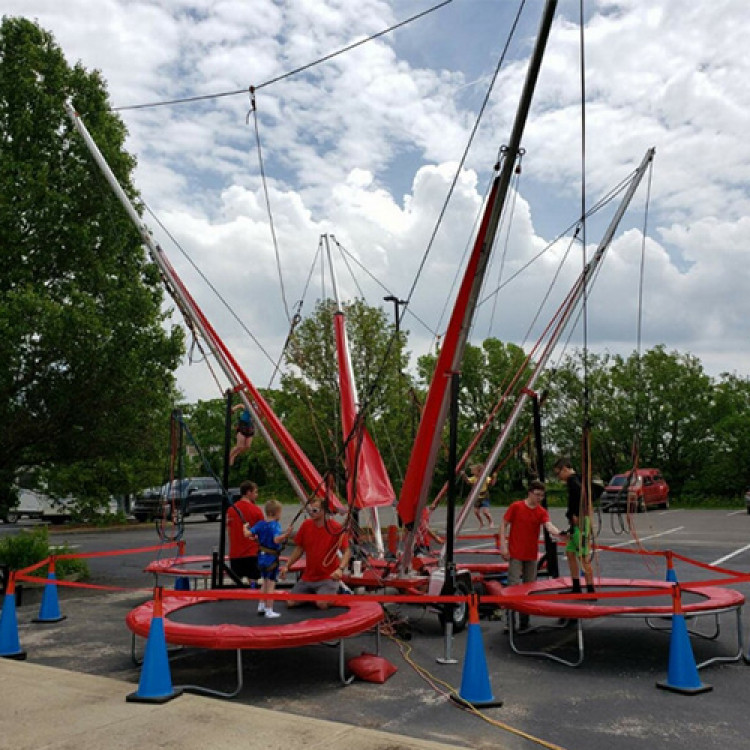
[{"x1": 251, "y1": 519, "x2": 282, "y2": 568}]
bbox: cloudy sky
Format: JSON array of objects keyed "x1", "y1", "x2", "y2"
[{"x1": 9, "y1": 0, "x2": 750, "y2": 402}]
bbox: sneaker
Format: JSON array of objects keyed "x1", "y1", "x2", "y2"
[
  {"x1": 264, "y1": 610, "x2": 281, "y2": 619},
  {"x1": 257, "y1": 605, "x2": 266, "y2": 616}
]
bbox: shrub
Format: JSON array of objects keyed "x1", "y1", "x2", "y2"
[{"x1": 0, "y1": 527, "x2": 89, "y2": 579}]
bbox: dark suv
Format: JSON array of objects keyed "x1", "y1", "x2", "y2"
[
  {"x1": 132, "y1": 478, "x2": 235, "y2": 522},
  {"x1": 599, "y1": 469, "x2": 669, "y2": 513}
]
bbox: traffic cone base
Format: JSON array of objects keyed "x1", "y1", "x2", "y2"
[
  {"x1": 0, "y1": 592, "x2": 27, "y2": 660},
  {"x1": 656, "y1": 613, "x2": 712, "y2": 695},
  {"x1": 126, "y1": 687, "x2": 183, "y2": 704}
]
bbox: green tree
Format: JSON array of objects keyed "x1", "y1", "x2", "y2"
[
  {"x1": 0, "y1": 17, "x2": 184, "y2": 513},
  {"x1": 544, "y1": 346, "x2": 716, "y2": 496},
  {"x1": 416, "y1": 338, "x2": 535, "y2": 495}
]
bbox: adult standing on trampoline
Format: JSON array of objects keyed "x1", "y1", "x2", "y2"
[
  {"x1": 553, "y1": 458, "x2": 596, "y2": 595},
  {"x1": 280, "y1": 498, "x2": 350, "y2": 610},
  {"x1": 500, "y1": 480, "x2": 563, "y2": 630},
  {"x1": 227, "y1": 480, "x2": 264, "y2": 586}
]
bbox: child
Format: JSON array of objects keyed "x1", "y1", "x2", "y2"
[
  {"x1": 464, "y1": 463, "x2": 497, "y2": 528},
  {"x1": 229, "y1": 402, "x2": 255, "y2": 467},
  {"x1": 246, "y1": 499, "x2": 291, "y2": 618}
]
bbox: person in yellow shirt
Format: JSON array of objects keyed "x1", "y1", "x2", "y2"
[{"x1": 464, "y1": 463, "x2": 497, "y2": 528}]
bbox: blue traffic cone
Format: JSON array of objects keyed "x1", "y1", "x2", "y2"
[
  {"x1": 33, "y1": 559, "x2": 66, "y2": 623},
  {"x1": 127, "y1": 588, "x2": 182, "y2": 703},
  {"x1": 657, "y1": 585, "x2": 712, "y2": 695},
  {"x1": 0, "y1": 573, "x2": 27, "y2": 660},
  {"x1": 665, "y1": 551, "x2": 678, "y2": 583},
  {"x1": 451, "y1": 595, "x2": 502, "y2": 708}
]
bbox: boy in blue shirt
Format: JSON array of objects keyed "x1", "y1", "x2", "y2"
[{"x1": 246, "y1": 499, "x2": 291, "y2": 618}]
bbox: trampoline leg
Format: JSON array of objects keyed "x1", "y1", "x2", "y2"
[
  {"x1": 339, "y1": 640, "x2": 355, "y2": 685},
  {"x1": 179, "y1": 650, "x2": 244, "y2": 699},
  {"x1": 507, "y1": 616, "x2": 585, "y2": 668},
  {"x1": 696, "y1": 607, "x2": 744, "y2": 670}
]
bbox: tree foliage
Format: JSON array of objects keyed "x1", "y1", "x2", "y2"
[
  {"x1": 0, "y1": 17, "x2": 184, "y2": 510},
  {"x1": 281, "y1": 298, "x2": 410, "y2": 494},
  {"x1": 542, "y1": 345, "x2": 750, "y2": 497}
]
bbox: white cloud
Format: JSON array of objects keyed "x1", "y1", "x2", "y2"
[{"x1": 7, "y1": 0, "x2": 750, "y2": 402}]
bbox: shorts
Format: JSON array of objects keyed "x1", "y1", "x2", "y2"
[
  {"x1": 237, "y1": 423, "x2": 255, "y2": 438},
  {"x1": 565, "y1": 518, "x2": 591, "y2": 557},
  {"x1": 259, "y1": 555, "x2": 280, "y2": 582},
  {"x1": 230, "y1": 556, "x2": 260, "y2": 582},
  {"x1": 290, "y1": 578, "x2": 339, "y2": 596},
  {"x1": 475, "y1": 496, "x2": 490, "y2": 509},
  {"x1": 260, "y1": 565, "x2": 279, "y2": 582}
]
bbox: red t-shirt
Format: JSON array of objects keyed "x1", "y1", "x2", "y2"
[
  {"x1": 227, "y1": 498, "x2": 264, "y2": 558},
  {"x1": 503, "y1": 500, "x2": 549, "y2": 561},
  {"x1": 294, "y1": 517, "x2": 349, "y2": 582}
]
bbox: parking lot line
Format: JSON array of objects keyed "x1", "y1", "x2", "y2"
[
  {"x1": 609, "y1": 526, "x2": 684, "y2": 548},
  {"x1": 711, "y1": 542, "x2": 750, "y2": 566}
]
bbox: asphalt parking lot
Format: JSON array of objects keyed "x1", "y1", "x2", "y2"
[{"x1": 6, "y1": 506, "x2": 750, "y2": 750}]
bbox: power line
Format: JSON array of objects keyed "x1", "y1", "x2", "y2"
[{"x1": 112, "y1": 1, "x2": 453, "y2": 113}]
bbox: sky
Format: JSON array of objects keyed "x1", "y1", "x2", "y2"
[{"x1": 8, "y1": 0, "x2": 750, "y2": 403}]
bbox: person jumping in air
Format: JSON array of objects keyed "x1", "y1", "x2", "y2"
[
  {"x1": 246, "y1": 499, "x2": 292, "y2": 618},
  {"x1": 464, "y1": 463, "x2": 497, "y2": 528},
  {"x1": 229, "y1": 402, "x2": 255, "y2": 467}
]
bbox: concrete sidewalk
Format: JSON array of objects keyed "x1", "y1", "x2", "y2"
[{"x1": 1, "y1": 660, "x2": 466, "y2": 750}]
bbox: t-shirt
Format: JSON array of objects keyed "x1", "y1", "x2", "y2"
[
  {"x1": 467, "y1": 475, "x2": 492, "y2": 498},
  {"x1": 566, "y1": 474, "x2": 582, "y2": 522},
  {"x1": 503, "y1": 500, "x2": 549, "y2": 561},
  {"x1": 251, "y1": 519, "x2": 282, "y2": 568},
  {"x1": 227, "y1": 498, "x2": 263, "y2": 558},
  {"x1": 294, "y1": 517, "x2": 349, "y2": 582}
]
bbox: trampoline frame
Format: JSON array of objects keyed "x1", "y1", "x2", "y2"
[
  {"x1": 128, "y1": 595, "x2": 384, "y2": 697},
  {"x1": 500, "y1": 578, "x2": 745, "y2": 669}
]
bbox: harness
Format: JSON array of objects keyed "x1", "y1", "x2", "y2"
[{"x1": 259, "y1": 544, "x2": 281, "y2": 572}]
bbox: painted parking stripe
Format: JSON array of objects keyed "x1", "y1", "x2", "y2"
[
  {"x1": 609, "y1": 526, "x2": 684, "y2": 548},
  {"x1": 726, "y1": 510, "x2": 745, "y2": 517},
  {"x1": 711, "y1": 542, "x2": 750, "y2": 566}
]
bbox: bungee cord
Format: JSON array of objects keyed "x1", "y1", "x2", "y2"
[{"x1": 247, "y1": 88, "x2": 292, "y2": 323}]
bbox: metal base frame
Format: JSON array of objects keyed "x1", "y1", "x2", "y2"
[
  {"x1": 506, "y1": 605, "x2": 745, "y2": 670},
  {"x1": 130, "y1": 625, "x2": 381, "y2": 697}
]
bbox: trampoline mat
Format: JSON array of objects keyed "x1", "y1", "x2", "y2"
[{"x1": 170, "y1": 600, "x2": 348, "y2": 628}]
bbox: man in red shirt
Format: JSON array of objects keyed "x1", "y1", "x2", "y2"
[
  {"x1": 280, "y1": 498, "x2": 350, "y2": 610},
  {"x1": 500, "y1": 480, "x2": 563, "y2": 631},
  {"x1": 227, "y1": 480, "x2": 264, "y2": 585}
]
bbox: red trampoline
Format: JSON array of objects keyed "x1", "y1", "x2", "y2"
[
  {"x1": 494, "y1": 577, "x2": 745, "y2": 668},
  {"x1": 144, "y1": 555, "x2": 297, "y2": 588},
  {"x1": 127, "y1": 594, "x2": 384, "y2": 696}
]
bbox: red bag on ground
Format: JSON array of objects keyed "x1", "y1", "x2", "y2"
[{"x1": 347, "y1": 653, "x2": 397, "y2": 683}]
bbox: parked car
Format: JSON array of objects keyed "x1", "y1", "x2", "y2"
[
  {"x1": 0, "y1": 489, "x2": 115, "y2": 524},
  {"x1": 599, "y1": 469, "x2": 669, "y2": 513},
  {"x1": 1, "y1": 489, "x2": 44, "y2": 524},
  {"x1": 132, "y1": 478, "x2": 236, "y2": 522}
]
